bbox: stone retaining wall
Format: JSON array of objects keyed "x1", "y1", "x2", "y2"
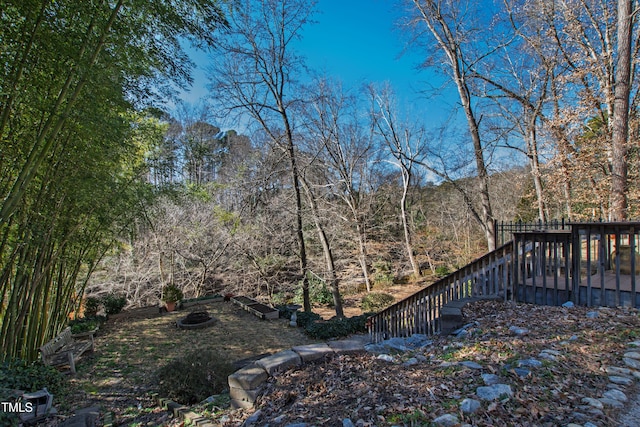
[{"x1": 228, "y1": 336, "x2": 368, "y2": 409}]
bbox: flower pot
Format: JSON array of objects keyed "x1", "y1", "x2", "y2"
[
  {"x1": 611, "y1": 245, "x2": 640, "y2": 275},
  {"x1": 165, "y1": 301, "x2": 177, "y2": 312}
]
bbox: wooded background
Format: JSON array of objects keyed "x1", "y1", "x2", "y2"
[{"x1": 2, "y1": 0, "x2": 639, "y2": 360}]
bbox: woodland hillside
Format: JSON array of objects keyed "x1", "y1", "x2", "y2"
[{"x1": 2, "y1": 0, "x2": 640, "y2": 361}]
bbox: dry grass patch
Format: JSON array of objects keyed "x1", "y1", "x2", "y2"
[{"x1": 63, "y1": 300, "x2": 317, "y2": 425}]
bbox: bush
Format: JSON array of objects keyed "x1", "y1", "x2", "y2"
[
  {"x1": 156, "y1": 349, "x2": 233, "y2": 405},
  {"x1": 303, "y1": 314, "x2": 371, "y2": 340},
  {"x1": 361, "y1": 292, "x2": 395, "y2": 312},
  {"x1": 162, "y1": 284, "x2": 184, "y2": 303},
  {"x1": 101, "y1": 292, "x2": 127, "y2": 315},
  {"x1": 0, "y1": 359, "x2": 64, "y2": 426},
  {"x1": 295, "y1": 311, "x2": 321, "y2": 329},
  {"x1": 83, "y1": 296, "x2": 101, "y2": 317},
  {"x1": 372, "y1": 260, "x2": 394, "y2": 287},
  {"x1": 294, "y1": 274, "x2": 336, "y2": 307},
  {"x1": 435, "y1": 266, "x2": 451, "y2": 278},
  {"x1": 68, "y1": 316, "x2": 105, "y2": 334}
]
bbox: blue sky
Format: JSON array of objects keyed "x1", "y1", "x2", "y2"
[{"x1": 181, "y1": 0, "x2": 450, "y2": 125}]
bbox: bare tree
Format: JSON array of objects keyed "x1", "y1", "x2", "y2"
[
  {"x1": 210, "y1": 0, "x2": 316, "y2": 311},
  {"x1": 407, "y1": 0, "x2": 497, "y2": 249},
  {"x1": 611, "y1": 0, "x2": 634, "y2": 220},
  {"x1": 519, "y1": 0, "x2": 636, "y2": 219},
  {"x1": 302, "y1": 78, "x2": 377, "y2": 292},
  {"x1": 370, "y1": 84, "x2": 426, "y2": 278}
]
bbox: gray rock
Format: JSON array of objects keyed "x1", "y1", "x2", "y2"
[
  {"x1": 343, "y1": 419, "x2": 355, "y2": 427},
  {"x1": 364, "y1": 343, "x2": 387, "y2": 354},
  {"x1": 598, "y1": 397, "x2": 624, "y2": 408},
  {"x1": 628, "y1": 340, "x2": 640, "y2": 347},
  {"x1": 512, "y1": 368, "x2": 531, "y2": 378},
  {"x1": 415, "y1": 354, "x2": 428, "y2": 362},
  {"x1": 243, "y1": 409, "x2": 263, "y2": 426},
  {"x1": 460, "y1": 398, "x2": 481, "y2": 414},
  {"x1": 481, "y1": 373, "x2": 501, "y2": 385},
  {"x1": 476, "y1": 384, "x2": 513, "y2": 401},
  {"x1": 581, "y1": 397, "x2": 604, "y2": 409},
  {"x1": 606, "y1": 366, "x2": 634, "y2": 377},
  {"x1": 403, "y1": 357, "x2": 419, "y2": 367},
  {"x1": 518, "y1": 358, "x2": 543, "y2": 368},
  {"x1": 284, "y1": 424, "x2": 308, "y2": 427},
  {"x1": 377, "y1": 354, "x2": 394, "y2": 363},
  {"x1": 454, "y1": 329, "x2": 469, "y2": 339},
  {"x1": 405, "y1": 334, "x2": 432, "y2": 349},
  {"x1": 624, "y1": 351, "x2": 640, "y2": 360},
  {"x1": 539, "y1": 349, "x2": 561, "y2": 361},
  {"x1": 584, "y1": 423, "x2": 598, "y2": 427},
  {"x1": 562, "y1": 301, "x2": 575, "y2": 308},
  {"x1": 586, "y1": 311, "x2": 599, "y2": 318},
  {"x1": 603, "y1": 388, "x2": 627, "y2": 402},
  {"x1": 508, "y1": 326, "x2": 529, "y2": 336},
  {"x1": 459, "y1": 361, "x2": 483, "y2": 369},
  {"x1": 624, "y1": 357, "x2": 640, "y2": 370},
  {"x1": 432, "y1": 414, "x2": 459, "y2": 426},
  {"x1": 383, "y1": 337, "x2": 410, "y2": 352},
  {"x1": 609, "y1": 375, "x2": 634, "y2": 386}
]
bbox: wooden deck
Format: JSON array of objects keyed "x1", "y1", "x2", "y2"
[
  {"x1": 369, "y1": 222, "x2": 640, "y2": 343},
  {"x1": 520, "y1": 271, "x2": 640, "y2": 307}
]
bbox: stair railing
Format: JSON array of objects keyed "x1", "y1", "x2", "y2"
[{"x1": 368, "y1": 241, "x2": 514, "y2": 343}]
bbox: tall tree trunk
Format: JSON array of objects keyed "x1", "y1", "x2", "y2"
[
  {"x1": 300, "y1": 177, "x2": 344, "y2": 317},
  {"x1": 401, "y1": 170, "x2": 421, "y2": 278},
  {"x1": 283, "y1": 116, "x2": 310, "y2": 312},
  {"x1": 411, "y1": 0, "x2": 495, "y2": 250},
  {"x1": 610, "y1": 0, "x2": 633, "y2": 221},
  {"x1": 456, "y1": 77, "x2": 496, "y2": 250},
  {"x1": 527, "y1": 124, "x2": 546, "y2": 222}
]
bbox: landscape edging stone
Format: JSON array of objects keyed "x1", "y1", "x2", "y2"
[{"x1": 229, "y1": 335, "x2": 367, "y2": 409}]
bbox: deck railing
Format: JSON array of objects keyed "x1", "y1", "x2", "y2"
[
  {"x1": 368, "y1": 242, "x2": 513, "y2": 343},
  {"x1": 369, "y1": 221, "x2": 640, "y2": 343},
  {"x1": 514, "y1": 222, "x2": 640, "y2": 307}
]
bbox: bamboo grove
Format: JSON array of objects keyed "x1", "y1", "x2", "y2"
[{"x1": 0, "y1": 0, "x2": 226, "y2": 362}]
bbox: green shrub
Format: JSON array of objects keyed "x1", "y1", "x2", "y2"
[
  {"x1": 83, "y1": 296, "x2": 101, "y2": 317},
  {"x1": 372, "y1": 260, "x2": 394, "y2": 287},
  {"x1": 361, "y1": 292, "x2": 395, "y2": 312},
  {"x1": 0, "y1": 359, "x2": 65, "y2": 425},
  {"x1": 435, "y1": 265, "x2": 451, "y2": 278},
  {"x1": 101, "y1": 292, "x2": 127, "y2": 315},
  {"x1": 162, "y1": 284, "x2": 183, "y2": 303},
  {"x1": 294, "y1": 274, "x2": 336, "y2": 307},
  {"x1": 156, "y1": 349, "x2": 233, "y2": 405},
  {"x1": 295, "y1": 311, "x2": 321, "y2": 329},
  {"x1": 303, "y1": 314, "x2": 371, "y2": 340},
  {"x1": 68, "y1": 316, "x2": 104, "y2": 334}
]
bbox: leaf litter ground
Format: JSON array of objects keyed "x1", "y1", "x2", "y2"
[
  {"x1": 238, "y1": 301, "x2": 640, "y2": 427},
  {"x1": 57, "y1": 300, "x2": 640, "y2": 426}
]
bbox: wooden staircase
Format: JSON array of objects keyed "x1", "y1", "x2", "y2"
[{"x1": 368, "y1": 221, "x2": 640, "y2": 343}]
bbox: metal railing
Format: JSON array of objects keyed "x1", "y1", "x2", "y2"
[{"x1": 368, "y1": 242, "x2": 513, "y2": 343}]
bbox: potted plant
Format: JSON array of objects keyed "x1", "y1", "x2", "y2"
[{"x1": 162, "y1": 284, "x2": 183, "y2": 312}]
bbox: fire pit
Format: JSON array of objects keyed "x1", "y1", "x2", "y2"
[{"x1": 176, "y1": 311, "x2": 216, "y2": 330}]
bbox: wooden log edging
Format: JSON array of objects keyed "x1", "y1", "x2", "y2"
[{"x1": 156, "y1": 395, "x2": 218, "y2": 427}]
